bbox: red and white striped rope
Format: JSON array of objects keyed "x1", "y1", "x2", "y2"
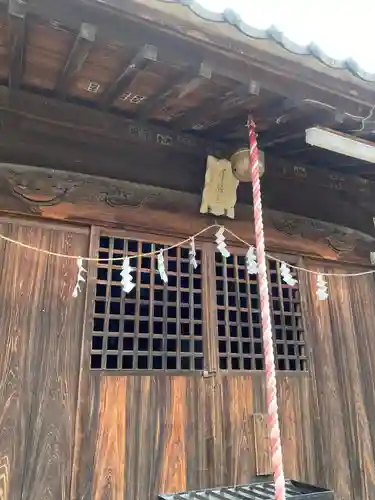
[{"x1": 248, "y1": 118, "x2": 286, "y2": 500}]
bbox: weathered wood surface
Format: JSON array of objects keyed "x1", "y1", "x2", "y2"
[
  {"x1": 0, "y1": 219, "x2": 88, "y2": 500},
  {"x1": 69, "y1": 227, "x2": 101, "y2": 500},
  {"x1": 301, "y1": 264, "x2": 375, "y2": 500},
  {"x1": 73, "y1": 369, "x2": 369, "y2": 500},
  {"x1": 0, "y1": 86, "x2": 225, "y2": 157},
  {"x1": 1, "y1": 217, "x2": 375, "y2": 500},
  {"x1": 72, "y1": 374, "x2": 315, "y2": 500},
  {"x1": 0, "y1": 163, "x2": 373, "y2": 265},
  {"x1": 93, "y1": 377, "x2": 127, "y2": 500},
  {"x1": 71, "y1": 259, "x2": 375, "y2": 500},
  {"x1": 0, "y1": 95, "x2": 372, "y2": 238},
  {"x1": 99, "y1": 0, "x2": 375, "y2": 112},
  {"x1": 7, "y1": 0, "x2": 373, "y2": 117}
]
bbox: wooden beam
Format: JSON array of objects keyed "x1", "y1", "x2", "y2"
[
  {"x1": 306, "y1": 127, "x2": 375, "y2": 164},
  {"x1": 0, "y1": 127, "x2": 208, "y2": 191},
  {"x1": 0, "y1": 162, "x2": 373, "y2": 265},
  {"x1": 100, "y1": 44, "x2": 157, "y2": 109},
  {"x1": 8, "y1": 0, "x2": 27, "y2": 89},
  {"x1": 0, "y1": 122, "x2": 374, "y2": 242},
  {"x1": 0, "y1": 86, "x2": 233, "y2": 157},
  {"x1": 0, "y1": 86, "x2": 372, "y2": 210},
  {"x1": 56, "y1": 22, "x2": 96, "y2": 97}
]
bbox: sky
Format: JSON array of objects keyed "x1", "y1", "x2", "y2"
[{"x1": 197, "y1": 0, "x2": 375, "y2": 73}]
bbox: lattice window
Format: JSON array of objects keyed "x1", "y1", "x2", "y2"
[
  {"x1": 215, "y1": 252, "x2": 307, "y2": 372},
  {"x1": 90, "y1": 234, "x2": 204, "y2": 372}
]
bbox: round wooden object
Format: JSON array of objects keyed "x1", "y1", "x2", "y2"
[{"x1": 230, "y1": 148, "x2": 265, "y2": 182}]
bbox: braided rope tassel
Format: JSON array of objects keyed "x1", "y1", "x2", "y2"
[{"x1": 248, "y1": 118, "x2": 285, "y2": 500}]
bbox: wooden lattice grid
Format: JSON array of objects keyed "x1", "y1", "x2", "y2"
[
  {"x1": 215, "y1": 251, "x2": 307, "y2": 372},
  {"x1": 90, "y1": 231, "x2": 308, "y2": 373},
  {"x1": 90, "y1": 233, "x2": 204, "y2": 372}
]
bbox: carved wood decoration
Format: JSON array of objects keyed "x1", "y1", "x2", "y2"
[
  {"x1": 200, "y1": 155, "x2": 239, "y2": 219},
  {"x1": 0, "y1": 162, "x2": 374, "y2": 264}
]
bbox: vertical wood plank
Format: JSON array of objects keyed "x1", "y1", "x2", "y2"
[
  {"x1": 70, "y1": 227, "x2": 102, "y2": 500},
  {"x1": 201, "y1": 242, "x2": 219, "y2": 374},
  {"x1": 250, "y1": 373, "x2": 316, "y2": 484},
  {"x1": 21, "y1": 227, "x2": 88, "y2": 500},
  {"x1": 226, "y1": 376, "x2": 255, "y2": 484},
  {"x1": 278, "y1": 377, "x2": 298, "y2": 480},
  {"x1": 295, "y1": 376, "x2": 317, "y2": 484},
  {"x1": 123, "y1": 375, "x2": 175, "y2": 500},
  {"x1": 327, "y1": 277, "x2": 364, "y2": 498},
  {"x1": 349, "y1": 276, "x2": 375, "y2": 499},
  {"x1": 0, "y1": 221, "x2": 88, "y2": 500},
  {"x1": 134, "y1": 377, "x2": 153, "y2": 499},
  {"x1": 251, "y1": 373, "x2": 267, "y2": 414},
  {"x1": 123, "y1": 376, "x2": 141, "y2": 500},
  {"x1": 338, "y1": 275, "x2": 375, "y2": 499},
  {"x1": 185, "y1": 377, "x2": 207, "y2": 490},
  {"x1": 218, "y1": 377, "x2": 232, "y2": 487},
  {"x1": 92, "y1": 377, "x2": 126, "y2": 500},
  {"x1": 252, "y1": 414, "x2": 272, "y2": 476},
  {"x1": 131, "y1": 376, "x2": 158, "y2": 500},
  {"x1": 0, "y1": 224, "x2": 43, "y2": 500},
  {"x1": 205, "y1": 376, "x2": 225, "y2": 488},
  {"x1": 159, "y1": 377, "x2": 187, "y2": 494},
  {"x1": 300, "y1": 263, "x2": 359, "y2": 500},
  {"x1": 143, "y1": 377, "x2": 171, "y2": 499}
]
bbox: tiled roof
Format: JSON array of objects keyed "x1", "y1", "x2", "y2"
[{"x1": 157, "y1": 0, "x2": 375, "y2": 83}]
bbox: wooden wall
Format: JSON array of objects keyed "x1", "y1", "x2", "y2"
[
  {"x1": 1, "y1": 216, "x2": 375, "y2": 500},
  {"x1": 301, "y1": 266, "x2": 375, "y2": 500},
  {"x1": 0, "y1": 218, "x2": 89, "y2": 500},
  {"x1": 71, "y1": 373, "x2": 316, "y2": 500}
]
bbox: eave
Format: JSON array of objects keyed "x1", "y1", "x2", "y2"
[{"x1": 0, "y1": 0, "x2": 373, "y2": 182}]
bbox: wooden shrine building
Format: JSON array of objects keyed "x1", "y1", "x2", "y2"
[{"x1": 1, "y1": 0, "x2": 375, "y2": 499}]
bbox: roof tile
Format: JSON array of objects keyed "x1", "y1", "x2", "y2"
[{"x1": 157, "y1": 0, "x2": 375, "y2": 83}]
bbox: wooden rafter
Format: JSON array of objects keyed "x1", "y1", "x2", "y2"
[
  {"x1": 259, "y1": 109, "x2": 335, "y2": 149},
  {"x1": 173, "y1": 82, "x2": 254, "y2": 131},
  {"x1": 136, "y1": 64, "x2": 205, "y2": 118},
  {"x1": 199, "y1": 94, "x2": 282, "y2": 140},
  {"x1": 141, "y1": 61, "x2": 212, "y2": 120},
  {"x1": 174, "y1": 62, "x2": 212, "y2": 98},
  {"x1": 56, "y1": 22, "x2": 97, "y2": 97},
  {"x1": 16, "y1": 0, "x2": 374, "y2": 117},
  {"x1": 100, "y1": 44, "x2": 158, "y2": 109},
  {"x1": 8, "y1": 0, "x2": 27, "y2": 89}
]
